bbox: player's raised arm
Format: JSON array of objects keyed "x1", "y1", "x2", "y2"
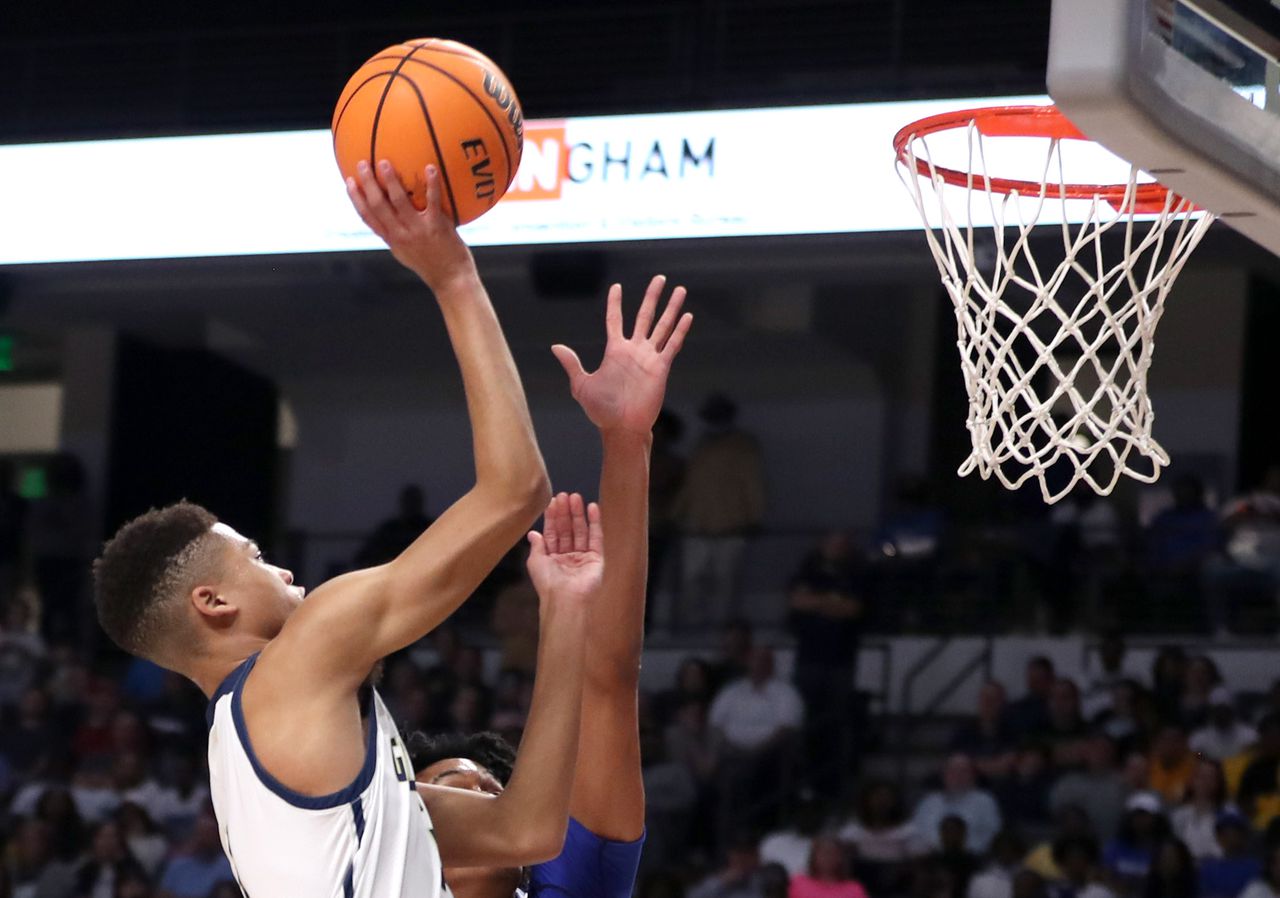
[
  {"x1": 550, "y1": 275, "x2": 693, "y2": 840},
  {"x1": 418, "y1": 492, "x2": 598, "y2": 866},
  {"x1": 269, "y1": 160, "x2": 551, "y2": 684}
]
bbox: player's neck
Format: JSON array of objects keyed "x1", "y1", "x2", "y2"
[{"x1": 186, "y1": 634, "x2": 272, "y2": 698}]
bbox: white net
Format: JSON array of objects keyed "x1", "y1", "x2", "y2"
[{"x1": 897, "y1": 114, "x2": 1216, "y2": 504}]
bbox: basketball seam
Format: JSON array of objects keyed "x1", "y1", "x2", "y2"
[
  {"x1": 367, "y1": 54, "x2": 515, "y2": 191},
  {"x1": 332, "y1": 70, "x2": 399, "y2": 140},
  {"x1": 368, "y1": 48, "x2": 461, "y2": 226}
]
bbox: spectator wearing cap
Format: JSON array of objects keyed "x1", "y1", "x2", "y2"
[
  {"x1": 1198, "y1": 810, "x2": 1262, "y2": 898},
  {"x1": 912, "y1": 755, "x2": 1004, "y2": 854},
  {"x1": 1104, "y1": 792, "x2": 1170, "y2": 896},
  {"x1": 673, "y1": 392, "x2": 766, "y2": 628},
  {"x1": 1239, "y1": 841, "x2": 1280, "y2": 898},
  {"x1": 1191, "y1": 690, "x2": 1258, "y2": 763},
  {"x1": 1171, "y1": 759, "x2": 1233, "y2": 860}
]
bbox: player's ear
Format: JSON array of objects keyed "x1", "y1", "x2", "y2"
[{"x1": 191, "y1": 585, "x2": 237, "y2": 622}]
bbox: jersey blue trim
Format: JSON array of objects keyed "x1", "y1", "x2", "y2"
[
  {"x1": 212, "y1": 653, "x2": 381, "y2": 810},
  {"x1": 343, "y1": 797, "x2": 364, "y2": 898}
]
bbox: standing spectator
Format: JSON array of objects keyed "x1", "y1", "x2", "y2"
[
  {"x1": 788, "y1": 530, "x2": 866, "y2": 782},
  {"x1": 1238, "y1": 842, "x2": 1280, "y2": 898},
  {"x1": 968, "y1": 830, "x2": 1028, "y2": 898},
  {"x1": 25, "y1": 454, "x2": 93, "y2": 647},
  {"x1": 912, "y1": 755, "x2": 1004, "y2": 854},
  {"x1": 647, "y1": 408, "x2": 687, "y2": 620},
  {"x1": 1192, "y1": 690, "x2": 1258, "y2": 763},
  {"x1": 1104, "y1": 793, "x2": 1170, "y2": 897},
  {"x1": 1051, "y1": 734, "x2": 1131, "y2": 842},
  {"x1": 674, "y1": 392, "x2": 766, "y2": 628},
  {"x1": 1198, "y1": 812, "x2": 1262, "y2": 898},
  {"x1": 710, "y1": 647, "x2": 804, "y2": 839},
  {"x1": 1143, "y1": 839, "x2": 1199, "y2": 898},
  {"x1": 353, "y1": 483, "x2": 434, "y2": 567},
  {"x1": 1171, "y1": 760, "x2": 1231, "y2": 860},
  {"x1": 951, "y1": 682, "x2": 1018, "y2": 781},
  {"x1": 1149, "y1": 726, "x2": 1197, "y2": 806},
  {"x1": 156, "y1": 810, "x2": 234, "y2": 898},
  {"x1": 1009, "y1": 658, "x2": 1057, "y2": 741},
  {"x1": 789, "y1": 835, "x2": 868, "y2": 898}
]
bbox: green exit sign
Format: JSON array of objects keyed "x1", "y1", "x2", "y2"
[{"x1": 0, "y1": 335, "x2": 12, "y2": 372}]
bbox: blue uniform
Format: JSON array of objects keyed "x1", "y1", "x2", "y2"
[{"x1": 528, "y1": 818, "x2": 645, "y2": 898}]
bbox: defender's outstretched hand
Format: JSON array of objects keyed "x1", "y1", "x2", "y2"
[
  {"x1": 526, "y1": 492, "x2": 603, "y2": 606},
  {"x1": 345, "y1": 160, "x2": 475, "y2": 294},
  {"x1": 551, "y1": 275, "x2": 693, "y2": 436}
]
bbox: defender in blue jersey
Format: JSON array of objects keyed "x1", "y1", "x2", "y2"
[{"x1": 412, "y1": 274, "x2": 694, "y2": 898}]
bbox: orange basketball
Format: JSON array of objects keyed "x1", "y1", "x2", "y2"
[{"x1": 332, "y1": 39, "x2": 524, "y2": 226}]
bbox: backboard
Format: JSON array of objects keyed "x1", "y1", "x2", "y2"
[{"x1": 1049, "y1": 0, "x2": 1280, "y2": 255}]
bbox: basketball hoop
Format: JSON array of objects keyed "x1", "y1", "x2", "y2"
[{"x1": 894, "y1": 104, "x2": 1216, "y2": 504}]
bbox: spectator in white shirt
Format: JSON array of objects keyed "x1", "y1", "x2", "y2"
[
  {"x1": 913, "y1": 754, "x2": 1004, "y2": 854},
  {"x1": 1171, "y1": 759, "x2": 1231, "y2": 860},
  {"x1": 1190, "y1": 689, "x2": 1258, "y2": 762}
]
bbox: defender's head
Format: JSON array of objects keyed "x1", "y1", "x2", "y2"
[{"x1": 93, "y1": 501, "x2": 303, "y2": 671}]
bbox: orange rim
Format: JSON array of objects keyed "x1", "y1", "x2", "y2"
[{"x1": 893, "y1": 104, "x2": 1179, "y2": 210}]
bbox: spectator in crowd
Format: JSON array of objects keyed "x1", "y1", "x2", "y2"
[
  {"x1": 689, "y1": 831, "x2": 767, "y2": 898},
  {"x1": 1149, "y1": 726, "x2": 1197, "y2": 806},
  {"x1": 708, "y1": 619, "x2": 756, "y2": 694},
  {"x1": 1236, "y1": 715, "x2": 1280, "y2": 829},
  {"x1": 6, "y1": 817, "x2": 77, "y2": 898},
  {"x1": 1181, "y1": 658, "x2": 1224, "y2": 731},
  {"x1": 787, "y1": 530, "x2": 866, "y2": 782},
  {"x1": 1084, "y1": 632, "x2": 1139, "y2": 722},
  {"x1": 1051, "y1": 734, "x2": 1130, "y2": 842},
  {"x1": 657, "y1": 657, "x2": 716, "y2": 725},
  {"x1": 1197, "y1": 812, "x2": 1261, "y2": 898},
  {"x1": 1, "y1": 686, "x2": 55, "y2": 782},
  {"x1": 640, "y1": 725, "x2": 700, "y2": 874},
  {"x1": 967, "y1": 829, "x2": 1028, "y2": 898},
  {"x1": 1205, "y1": 465, "x2": 1280, "y2": 637},
  {"x1": 913, "y1": 755, "x2": 1004, "y2": 855},
  {"x1": 647, "y1": 408, "x2": 687, "y2": 620},
  {"x1": 116, "y1": 802, "x2": 167, "y2": 878},
  {"x1": 1191, "y1": 690, "x2": 1257, "y2": 763},
  {"x1": 1239, "y1": 842, "x2": 1280, "y2": 898},
  {"x1": 993, "y1": 745, "x2": 1056, "y2": 832},
  {"x1": 789, "y1": 834, "x2": 868, "y2": 898},
  {"x1": 1046, "y1": 489, "x2": 1122, "y2": 633},
  {"x1": 489, "y1": 563, "x2": 539, "y2": 676},
  {"x1": 932, "y1": 815, "x2": 983, "y2": 898},
  {"x1": 710, "y1": 646, "x2": 804, "y2": 839},
  {"x1": 0, "y1": 598, "x2": 46, "y2": 708},
  {"x1": 1144, "y1": 476, "x2": 1219, "y2": 625},
  {"x1": 760, "y1": 791, "x2": 827, "y2": 877},
  {"x1": 353, "y1": 483, "x2": 434, "y2": 567},
  {"x1": 1152, "y1": 649, "x2": 1191, "y2": 724},
  {"x1": 838, "y1": 780, "x2": 922, "y2": 894},
  {"x1": 1099, "y1": 681, "x2": 1153, "y2": 755},
  {"x1": 73, "y1": 819, "x2": 148, "y2": 898},
  {"x1": 665, "y1": 697, "x2": 722, "y2": 797},
  {"x1": 673, "y1": 392, "x2": 766, "y2": 628},
  {"x1": 1144, "y1": 839, "x2": 1199, "y2": 898},
  {"x1": 155, "y1": 810, "x2": 233, "y2": 898},
  {"x1": 1171, "y1": 760, "x2": 1233, "y2": 861},
  {"x1": 952, "y1": 682, "x2": 1018, "y2": 781},
  {"x1": 1043, "y1": 679, "x2": 1092, "y2": 768},
  {"x1": 1009, "y1": 658, "x2": 1057, "y2": 741},
  {"x1": 1104, "y1": 792, "x2": 1171, "y2": 897},
  {"x1": 1050, "y1": 835, "x2": 1117, "y2": 898}
]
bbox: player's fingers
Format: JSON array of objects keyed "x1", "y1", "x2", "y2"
[
  {"x1": 550, "y1": 344, "x2": 588, "y2": 388},
  {"x1": 377, "y1": 160, "x2": 416, "y2": 220},
  {"x1": 542, "y1": 495, "x2": 564, "y2": 555},
  {"x1": 355, "y1": 161, "x2": 394, "y2": 229},
  {"x1": 568, "y1": 492, "x2": 589, "y2": 553},
  {"x1": 650, "y1": 285, "x2": 687, "y2": 349},
  {"x1": 586, "y1": 501, "x2": 603, "y2": 555},
  {"x1": 661, "y1": 312, "x2": 694, "y2": 358},
  {"x1": 345, "y1": 177, "x2": 387, "y2": 240},
  {"x1": 633, "y1": 274, "x2": 665, "y2": 340},
  {"x1": 423, "y1": 164, "x2": 445, "y2": 221},
  {"x1": 605, "y1": 283, "x2": 624, "y2": 341},
  {"x1": 526, "y1": 530, "x2": 545, "y2": 557}
]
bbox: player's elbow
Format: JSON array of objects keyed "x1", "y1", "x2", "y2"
[{"x1": 507, "y1": 818, "x2": 568, "y2": 865}]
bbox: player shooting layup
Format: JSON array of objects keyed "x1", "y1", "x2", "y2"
[
  {"x1": 91, "y1": 161, "x2": 606, "y2": 897},
  {"x1": 411, "y1": 272, "x2": 693, "y2": 897}
]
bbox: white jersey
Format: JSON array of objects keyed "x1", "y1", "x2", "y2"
[{"x1": 206, "y1": 654, "x2": 445, "y2": 898}]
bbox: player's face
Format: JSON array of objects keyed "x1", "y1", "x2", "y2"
[
  {"x1": 417, "y1": 758, "x2": 521, "y2": 898},
  {"x1": 211, "y1": 523, "x2": 305, "y2": 636}
]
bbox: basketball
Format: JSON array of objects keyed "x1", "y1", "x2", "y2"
[{"x1": 332, "y1": 38, "x2": 524, "y2": 226}]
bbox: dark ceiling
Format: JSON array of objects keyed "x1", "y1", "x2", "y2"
[{"x1": 0, "y1": 0, "x2": 1052, "y2": 142}]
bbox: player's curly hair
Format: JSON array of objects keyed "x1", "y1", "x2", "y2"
[
  {"x1": 92, "y1": 501, "x2": 223, "y2": 663},
  {"x1": 406, "y1": 730, "x2": 516, "y2": 785}
]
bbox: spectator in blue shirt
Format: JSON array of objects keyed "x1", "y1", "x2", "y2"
[
  {"x1": 1199, "y1": 812, "x2": 1262, "y2": 898},
  {"x1": 157, "y1": 810, "x2": 234, "y2": 898}
]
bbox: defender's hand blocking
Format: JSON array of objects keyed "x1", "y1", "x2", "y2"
[
  {"x1": 345, "y1": 160, "x2": 476, "y2": 294},
  {"x1": 526, "y1": 492, "x2": 603, "y2": 607},
  {"x1": 551, "y1": 275, "x2": 693, "y2": 436}
]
